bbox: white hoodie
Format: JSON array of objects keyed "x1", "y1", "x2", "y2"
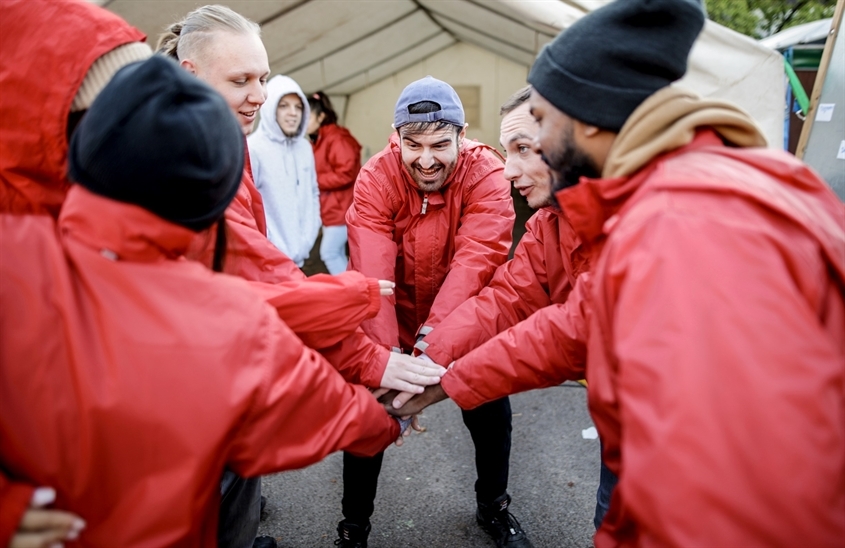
[{"x1": 248, "y1": 75, "x2": 321, "y2": 266}]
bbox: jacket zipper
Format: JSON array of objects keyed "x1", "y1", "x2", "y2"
[{"x1": 421, "y1": 194, "x2": 429, "y2": 215}]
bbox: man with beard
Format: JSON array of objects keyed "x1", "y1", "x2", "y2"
[
  {"x1": 387, "y1": 0, "x2": 845, "y2": 545},
  {"x1": 340, "y1": 76, "x2": 517, "y2": 547}
]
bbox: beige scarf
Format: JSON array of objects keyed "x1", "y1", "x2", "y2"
[{"x1": 603, "y1": 86, "x2": 768, "y2": 179}]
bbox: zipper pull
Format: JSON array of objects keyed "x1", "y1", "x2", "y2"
[{"x1": 421, "y1": 194, "x2": 429, "y2": 215}]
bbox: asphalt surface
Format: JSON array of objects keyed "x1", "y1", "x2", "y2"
[
  {"x1": 257, "y1": 383, "x2": 599, "y2": 548},
  {"x1": 262, "y1": 190, "x2": 600, "y2": 547}
]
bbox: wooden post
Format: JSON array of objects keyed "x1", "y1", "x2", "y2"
[{"x1": 796, "y1": 0, "x2": 844, "y2": 159}]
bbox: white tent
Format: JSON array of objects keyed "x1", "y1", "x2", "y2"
[
  {"x1": 760, "y1": 17, "x2": 833, "y2": 49},
  {"x1": 99, "y1": 0, "x2": 784, "y2": 155}
]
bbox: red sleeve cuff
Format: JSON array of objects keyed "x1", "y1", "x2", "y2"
[
  {"x1": 360, "y1": 344, "x2": 390, "y2": 388},
  {"x1": 0, "y1": 482, "x2": 34, "y2": 548},
  {"x1": 440, "y1": 364, "x2": 488, "y2": 410},
  {"x1": 364, "y1": 278, "x2": 382, "y2": 320}
]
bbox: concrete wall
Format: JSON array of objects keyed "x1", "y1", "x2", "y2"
[{"x1": 342, "y1": 42, "x2": 529, "y2": 161}]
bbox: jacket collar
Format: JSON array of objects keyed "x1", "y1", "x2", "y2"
[
  {"x1": 59, "y1": 186, "x2": 197, "y2": 262},
  {"x1": 556, "y1": 130, "x2": 723, "y2": 246}
]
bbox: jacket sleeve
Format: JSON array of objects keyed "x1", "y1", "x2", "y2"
[
  {"x1": 346, "y1": 167, "x2": 400, "y2": 349},
  {"x1": 319, "y1": 132, "x2": 361, "y2": 191},
  {"x1": 422, "y1": 161, "x2": 514, "y2": 333},
  {"x1": 594, "y1": 213, "x2": 845, "y2": 547},
  {"x1": 319, "y1": 328, "x2": 391, "y2": 388},
  {"x1": 420, "y1": 214, "x2": 552, "y2": 364},
  {"x1": 0, "y1": 472, "x2": 34, "y2": 548},
  {"x1": 440, "y1": 273, "x2": 590, "y2": 410},
  {"x1": 228, "y1": 306, "x2": 399, "y2": 477},
  {"x1": 247, "y1": 272, "x2": 381, "y2": 349}
]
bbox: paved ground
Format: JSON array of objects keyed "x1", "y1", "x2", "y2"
[
  {"x1": 258, "y1": 383, "x2": 599, "y2": 548},
  {"x1": 262, "y1": 189, "x2": 599, "y2": 546}
]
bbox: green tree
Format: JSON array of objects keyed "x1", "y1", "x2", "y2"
[{"x1": 705, "y1": 0, "x2": 837, "y2": 38}]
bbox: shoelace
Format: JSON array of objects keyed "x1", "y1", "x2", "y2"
[
  {"x1": 334, "y1": 530, "x2": 364, "y2": 547},
  {"x1": 493, "y1": 510, "x2": 526, "y2": 538}
]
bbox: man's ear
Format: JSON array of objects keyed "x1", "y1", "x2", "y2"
[
  {"x1": 581, "y1": 123, "x2": 601, "y2": 138},
  {"x1": 180, "y1": 58, "x2": 198, "y2": 76},
  {"x1": 458, "y1": 124, "x2": 467, "y2": 140}
]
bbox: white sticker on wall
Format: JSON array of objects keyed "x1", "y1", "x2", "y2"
[
  {"x1": 837, "y1": 140, "x2": 845, "y2": 160},
  {"x1": 816, "y1": 103, "x2": 835, "y2": 122}
]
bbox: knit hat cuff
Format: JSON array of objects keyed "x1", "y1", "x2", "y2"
[
  {"x1": 72, "y1": 42, "x2": 152, "y2": 112},
  {"x1": 528, "y1": 47, "x2": 657, "y2": 133}
]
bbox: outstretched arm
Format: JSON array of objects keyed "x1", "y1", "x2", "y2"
[
  {"x1": 422, "y1": 165, "x2": 514, "y2": 333},
  {"x1": 346, "y1": 169, "x2": 401, "y2": 349}
]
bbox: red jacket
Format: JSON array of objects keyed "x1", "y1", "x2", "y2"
[
  {"x1": 0, "y1": 186, "x2": 400, "y2": 546},
  {"x1": 347, "y1": 134, "x2": 515, "y2": 351},
  {"x1": 7, "y1": 0, "x2": 382, "y2": 354},
  {"x1": 313, "y1": 123, "x2": 361, "y2": 226},
  {"x1": 0, "y1": 0, "x2": 144, "y2": 539},
  {"x1": 0, "y1": 0, "x2": 387, "y2": 540},
  {"x1": 579, "y1": 130, "x2": 845, "y2": 547},
  {"x1": 419, "y1": 208, "x2": 589, "y2": 372},
  {"x1": 444, "y1": 91, "x2": 845, "y2": 543}
]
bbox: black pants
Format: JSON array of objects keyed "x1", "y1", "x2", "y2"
[
  {"x1": 593, "y1": 439, "x2": 619, "y2": 530},
  {"x1": 342, "y1": 397, "x2": 512, "y2": 524},
  {"x1": 218, "y1": 471, "x2": 262, "y2": 548}
]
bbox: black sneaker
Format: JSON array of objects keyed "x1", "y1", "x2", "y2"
[
  {"x1": 334, "y1": 520, "x2": 371, "y2": 548},
  {"x1": 476, "y1": 494, "x2": 534, "y2": 548},
  {"x1": 252, "y1": 536, "x2": 277, "y2": 548}
]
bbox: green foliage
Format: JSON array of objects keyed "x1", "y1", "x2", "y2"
[{"x1": 705, "y1": 0, "x2": 837, "y2": 39}]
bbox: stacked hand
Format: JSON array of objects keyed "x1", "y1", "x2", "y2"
[
  {"x1": 10, "y1": 487, "x2": 85, "y2": 548},
  {"x1": 377, "y1": 352, "x2": 446, "y2": 395},
  {"x1": 379, "y1": 384, "x2": 449, "y2": 417},
  {"x1": 374, "y1": 353, "x2": 449, "y2": 446}
]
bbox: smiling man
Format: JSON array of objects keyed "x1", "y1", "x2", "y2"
[
  {"x1": 409, "y1": 84, "x2": 598, "y2": 527},
  {"x1": 341, "y1": 76, "x2": 515, "y2": 547}
]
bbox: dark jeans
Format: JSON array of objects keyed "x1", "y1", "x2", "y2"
[
  {"x1": 218, "y1": 471, "x2": 262, "y2": 548},
  {"x1": 342, "y1": 397, "x2": 513, "y2": 524},
  {"x1": 593, "y1": 440, "x2": 619, "y2": 530}
]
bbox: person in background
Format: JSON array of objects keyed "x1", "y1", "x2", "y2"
[
  {"x1": 307, "y1": 91, "x2": 362, "y2": 275},
  {"x1": 248, "y1": 76, "x2": 321, "y2": 268},
  {"x1": 0, "y1": 54, "x2": 409, "y2": 548}
]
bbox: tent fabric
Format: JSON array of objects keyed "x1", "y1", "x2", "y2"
[
  {"x1": 760, "y1": 18, "x2": 833, "y2": 49},
  {"x1": 101, "y1": 0, "x2": 783, "y2": 147}
]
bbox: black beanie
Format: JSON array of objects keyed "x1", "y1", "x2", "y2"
[
  {"x1": 528, "y1": 0, "x2": 705, "y2": 132},
  {"x1": 68, "y1": 55, "x2": 243, "y2": 231}
]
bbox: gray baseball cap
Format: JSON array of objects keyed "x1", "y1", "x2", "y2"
[{"x1": 393, "y1": 76, "x2": 464, "y2": 128}]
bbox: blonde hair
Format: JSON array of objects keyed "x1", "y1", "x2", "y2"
[{"x1": 156, "y1": 5, "x2": 260, "y2": 61}]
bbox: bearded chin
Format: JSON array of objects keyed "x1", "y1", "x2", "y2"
[{"x1": 544, "y1": 150, "x2": 600, "y2": 207}]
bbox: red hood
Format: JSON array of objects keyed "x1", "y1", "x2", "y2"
[
  {"x1": 0, "y1": 0, "x2": 145, "y2": 216},
  {"x1": 557, "y1": 129, "x2": 845, "y2": 288}
]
